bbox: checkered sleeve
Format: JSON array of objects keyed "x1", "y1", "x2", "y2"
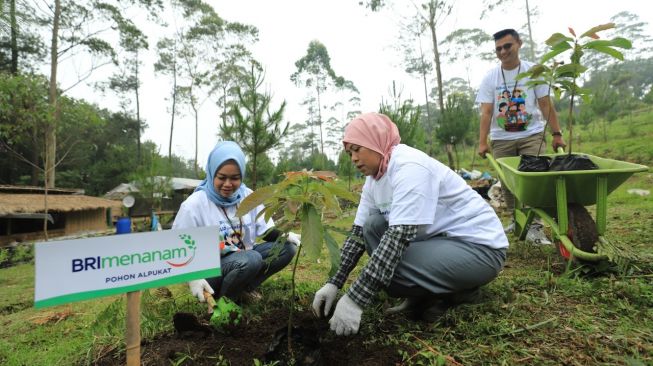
[
  {"x1": 327, "y1": 225, "x2": 365, "y2": 289},
  {"x1": 346, "y1": 224, "x2": 418, "y2": 308}
]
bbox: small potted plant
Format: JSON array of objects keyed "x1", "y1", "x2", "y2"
[{"x1": 519, "y1": 23, "x2": 632, "y2": 170}]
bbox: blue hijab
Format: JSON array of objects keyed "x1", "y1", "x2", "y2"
[{"x1": 195, "y1": 141, "x2": 247, "y2": 207}]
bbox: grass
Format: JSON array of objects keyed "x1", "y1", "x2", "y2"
[{"x1": 1, "y1": 112, "x2": 652, "y2": 365}]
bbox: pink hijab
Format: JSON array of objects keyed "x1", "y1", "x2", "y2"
[{"x1": 343, "y1": 112, "x2": 401, "y2": 180}]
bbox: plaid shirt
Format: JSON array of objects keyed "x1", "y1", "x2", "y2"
[{"x1": 328, "y1": 224, "x2": 418, "y2": 307}]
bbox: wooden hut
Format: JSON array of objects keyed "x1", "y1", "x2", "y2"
[{"x1": 0, "y1": 185, "x2": 121, "y2": 246}]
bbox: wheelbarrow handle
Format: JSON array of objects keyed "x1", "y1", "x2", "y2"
[{"x1": 485, "y1": 153, "x2": 507, "y2": 185}]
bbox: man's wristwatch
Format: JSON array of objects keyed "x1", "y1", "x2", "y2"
[{"x1": 551, "y1": 130, "x2": 563, "y2": 137}]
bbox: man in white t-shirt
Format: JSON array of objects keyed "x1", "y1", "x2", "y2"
[{"x1": 476, "y1": 28, "x2": 566, "y2": 244}]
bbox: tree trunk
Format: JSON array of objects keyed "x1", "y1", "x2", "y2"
[
  {"x1": 168, "y1": 62, "x2": 177, "y2": 165},
  {"x1": 428, "y1": 1, "x2": 444, "y2": 112},
  {"x1": 445, "y1": 143, "x2": 455, "y2": 170},
  {"x1": 46, "y1": 0, "x2": 61, "y2": 189},
  {"x1": 316, "y1": 81, "x2": 324, "y2": 157},
  {"x1": 418, "y1": 37, "x2": 434, "y2": 156},
  {"x1": 193, "y1": 105, "x2": 198, "y2": 178},
  {"x1": 10, "y1": 0, "x2": 18, "y2": 74},
  {"x1": 30, "y1": 127, "x2": 39, "y2": 185},
  {"x1": 525, "y1": 0, "x2": 536, "y2": 61},
  {"x1": 135, "y1": 52, "x2": 142, "y2": 165}
]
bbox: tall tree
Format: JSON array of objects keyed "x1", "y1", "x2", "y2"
[
  {"x1": 39, "y1": 0, "x2": 162, "y2": 187},
  {"x1": 154, "y1": 37, "x2": 181, "y2": 165},
  {"x1": 441, "y1": 28, "x2": 494, "y2": 87},
  {"x1": 220, "y1": 63, "x2": 289, "y2": 189},
  {"x1": 103, "y1": 2, "x2": 151, "y2": 164},
  {"x1": 157, "y1": 0, "x2": 257, "y2": 175},
  {"x1": 361, "y1": 0, "x2": 454, "y2": 113},
  {"x1": 435, "y1": 92, "x2": 474, "y2": 170},
  {"x1": 397, "y1": 16, "x2": 435, "y2": 147},
  {"x1": 0, "y1": 73, "x2": 51, "y2": 184},
  {"x1": 291, "y1": 40, "x2": 357, "y2": 156}
]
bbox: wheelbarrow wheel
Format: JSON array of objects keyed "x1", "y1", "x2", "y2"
[{"x1": 556, "y1": 203, "x2": 599, "y2": 262}]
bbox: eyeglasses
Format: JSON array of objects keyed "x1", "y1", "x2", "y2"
[{"x1": 495, "y1": 43, "x2": 513, "y2": 53}]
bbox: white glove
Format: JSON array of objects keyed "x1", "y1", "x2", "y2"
[
  {"x1": 287, "y1": 232, "x2": 301, "y2": 247},
  {"x1": 312, "y1": 283, "x2": 338, "y2": 318},
  {"x1": 188, "y1": 279, "x2": 214, "y2": 302},
  {"x1": 329, "y1": 294, "x2": 363, "y2": 336}
]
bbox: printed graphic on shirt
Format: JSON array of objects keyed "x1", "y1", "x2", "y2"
[
  {"x1": 496, "y1": 87, "x2": 532, "y2": 132},
  {"x1": 218, "y1": 219, "x2": 243, "y2": 256}
]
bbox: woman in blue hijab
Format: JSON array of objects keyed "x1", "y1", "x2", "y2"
[{"x1": 173, "y1": 141, "x2": 300, "y2": 305}]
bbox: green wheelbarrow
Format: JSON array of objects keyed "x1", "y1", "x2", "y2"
[{"x1": 487, "y1": 151, "x2": 648, "y2": 262}]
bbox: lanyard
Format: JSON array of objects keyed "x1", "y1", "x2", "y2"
[
  {"x1": 500, "y1": 63, "x2": 521, "y2": 99},
  {"x1": 221, "y1": 206, "x2": 244, "y2": 250}
]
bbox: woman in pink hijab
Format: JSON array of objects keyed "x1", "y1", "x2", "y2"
[{"x1": 312, "y1": 112, "x2": 509, "y2": 336}]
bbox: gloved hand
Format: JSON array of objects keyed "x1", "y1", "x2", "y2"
[
  {"x1": 329, "y1": 294, "x2": 363, "y2": 336},
  {"x1": 312, "y1": 283, "x2": 338, "y2": 318},
  {"x1": 287, "y1": 232, "x2": 301, "y2": 247},
  {"x1": 188, "y1": 279, "x2": 214, "y2": 302}
]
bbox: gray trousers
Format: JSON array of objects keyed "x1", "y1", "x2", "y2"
[
  {"x1": 364, "y1": 212, "x2": 506, "y2": 298},
  {"x1": 206, "y1": 241, "x2": 297, "y2": 299}
]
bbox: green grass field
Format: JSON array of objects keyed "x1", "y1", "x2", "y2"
[{"x1": 1, "y1": 111, "x2": 652, "y2": 365}]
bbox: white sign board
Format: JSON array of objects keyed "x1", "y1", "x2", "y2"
[{"x1": 35, "y1": 226, "x2": 220, "y2": 308}]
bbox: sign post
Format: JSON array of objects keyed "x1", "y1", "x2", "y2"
[
  {"x1": 34, "y1": 226, "x2": 221, "y2": 364},
  {"x1": 126, "y1": 290, "x2": 141, "y2": 366}
]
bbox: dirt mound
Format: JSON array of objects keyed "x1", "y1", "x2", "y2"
[{"x1": 95, "y1": 307, "x2": 408, "y2": 365}]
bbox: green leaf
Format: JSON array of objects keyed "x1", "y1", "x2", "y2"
[
  {"x1": 236, "y1": 184, "x2": 277, "y2": 216},
  {"x1": 545, "y1": 33, "x2": 573, "y2": 47},
  {"x1": 301, "y1": 204, "x2": 324, "y2": 260},
  {"x1": 540, "y1": 42, "x2": 572, "y2": 64},
  {"x1": 524, "y1": 79, "x2": 550, "y2": 88},
  {"x1": 261, "y1": 201, "x2": 283, "y2": 222},
  {"x1": 323, "y1": 230, "x2": 341, "y2": 277},
  {"x1": 323, "y1": 224, "x2": 351, "y2": 236},
  {"x1": 324, "y1": 184, "x2": 360, "y2": 203},
  {"x1": 553, "y1": 87, "x2": 562, "y2": 100},
  {"x1": 580, "y1": 23, "x2": 615, "y2": 38},
  {"x1": 608, "y1": 37, "x2": 632, "y2": 49},
  {"x1": 580, "y1": 93, "x2": 592, "y2": 104},
  {"x1": 313, "y1": 183, "x2": 341, "y2": 214},
  {"x1": 589, "y1": 45, "x2": 625, "y2": 60},
  {"x1": 556, "y1": 79, "x2": 576, "y2": 92},
  {"x1": 554, "y1": 64, "x2": 587, "y2": 78},
  {"x1": 583, "y1": 40, "x2": 614, "y2": 49}
]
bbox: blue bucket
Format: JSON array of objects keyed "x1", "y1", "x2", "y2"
[{"x1": 116, "y1": 217, "x2": 132, "y2": 234}]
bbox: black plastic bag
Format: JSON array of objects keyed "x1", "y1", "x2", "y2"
[
  {"x1": 518, "y1": 155, "x2": 551, "y2": 172},
  {"x1": 549, "y1": 154, "x2": 598, "y2": 171}
]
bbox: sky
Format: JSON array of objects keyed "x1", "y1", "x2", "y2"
[{"x1": 62, "y1": 0, "x2": 653, "y2": 164}]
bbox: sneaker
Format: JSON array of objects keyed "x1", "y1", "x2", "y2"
[
  {"x1": 419, "y1": 297, "x2": 450, "y2": 322},
  {"x1": 526, "y1": 222, "x2": 552, "y2": 245},
  {"x1": 503, "y1": 219, "x2": 515, "y2": 233},
  {"x1": 384, "y1": 297, "x2": 421, "y2": 315},
  {"x1": 445, "y1": 287, "x2": 481, "y2": 306}
]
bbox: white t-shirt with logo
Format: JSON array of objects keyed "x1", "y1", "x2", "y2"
[
  {"x1": 476, "y1": 60, "x2": 549, "y2": 141},
  {"x1": 172, "y1": 188, "x2": 273, "y2": 250},
  {"x1": 353, "y1": 144, "x2": 508, "y2": 249}
]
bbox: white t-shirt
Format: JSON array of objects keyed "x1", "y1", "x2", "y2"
[
  {"x1": 475, "y1": 60, "x2": 549, "y2": 141},
  {"x1": 172, "y1": 188, "x2": 273, "y2": 250},
  {"x1": 353, "y1": 144, "x2": 508, "y2": 249}
]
